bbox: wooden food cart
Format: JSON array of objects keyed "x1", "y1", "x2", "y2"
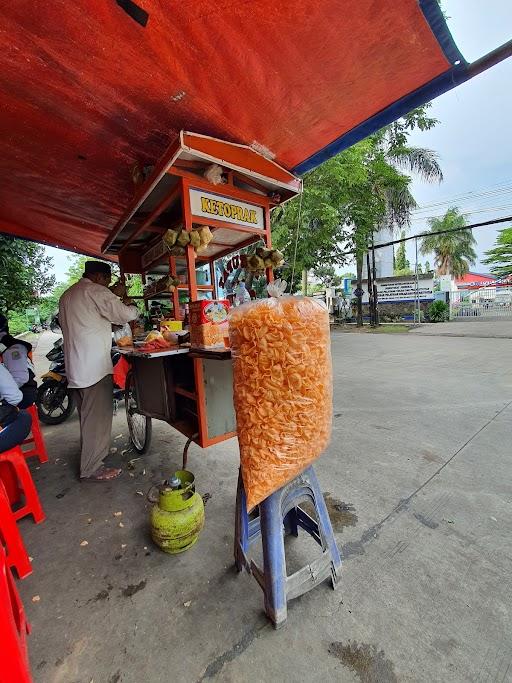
[{"x1": 102, "y1": 132, "x2": 302, "y2": 459}]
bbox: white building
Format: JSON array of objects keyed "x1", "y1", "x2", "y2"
[{"x1": 362, "y1": 226, "x2": 394, "y2": 280}]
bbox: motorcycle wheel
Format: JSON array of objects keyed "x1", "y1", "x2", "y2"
[
  {"x1": 125, "y1": 371, "x2": 152, "y2": 454},
  {"x1": 36, "y1": 381, "x2": 75, "y2": 425}
]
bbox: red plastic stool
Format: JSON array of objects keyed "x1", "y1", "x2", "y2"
[
  {"x1": 21, "y1": 405, "x2": 49, "y2": 464},
  {"x1": 0, "y1": 447, "x2": 45, "y2": 524},
  {"x1": 0, "y1": 461, "x2": 21, "y2": 506},
  {"x1": 0, "y1": 482, "x2": 32, "y2": 579},
  {"x1": 0, "y1": 545, "x2": 32, "y2": 682}
]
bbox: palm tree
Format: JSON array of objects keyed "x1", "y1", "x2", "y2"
[
  {"x1": 384, "y1": 146, "x2": 443, "y2": 233},
  {"x1": 420, "y1": 207, "x2": 477, "y2": 277}
]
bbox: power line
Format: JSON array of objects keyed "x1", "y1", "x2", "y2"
[
  {"x1": 410, "y1": 178, "x2": 512, "y2": 213},
  {"x1": 411, "y1": 187, "x2": 512, "y2": 215},
  {"x1": 410, "y1": 203, "x2": 512, "y2": 222},
  {"x1": 371, "y1": 215, "x2": 512, "y2": 250}
]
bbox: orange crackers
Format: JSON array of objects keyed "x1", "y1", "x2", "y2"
[{"x1": 229, "y1": 296, "x2": 332, "y2": 510}]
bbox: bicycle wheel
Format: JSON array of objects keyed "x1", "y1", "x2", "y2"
[{"x1": 124, "y1": 371, "x2": 152, "y2": 454}]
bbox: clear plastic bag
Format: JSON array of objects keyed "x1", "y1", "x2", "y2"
[
  {"x1": 113, "y1": 322, "x2": 133, "y2": 347},
  {"x1": 229, "y1": 289, "x2": 332, "y2": 510}
]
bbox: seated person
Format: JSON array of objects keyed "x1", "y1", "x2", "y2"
[
  {"x1": 0, "y1": 313, "x2": 37, "y2": 408},
  {"x1": 0, "y1": 363, "x2": 32, "y2": 453}
]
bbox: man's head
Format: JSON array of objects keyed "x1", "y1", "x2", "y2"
[
  {"x1": 83, "y1": 261, "x2": 112, "y2": 287},
  {"x1": 0, "y1": 313, "x2": 8, "y2": 334}
]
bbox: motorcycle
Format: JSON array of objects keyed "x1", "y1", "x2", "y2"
[
  {"x1": 36, "y1": 337, "x2": 75, "y2": 425},
  {"x1": 36, "y1": 336, "x2": 152, "y2": 453}
]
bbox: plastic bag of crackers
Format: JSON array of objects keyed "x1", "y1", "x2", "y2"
[{"x1": 229, "y1": 280, "x2": 332, "y2": 510}]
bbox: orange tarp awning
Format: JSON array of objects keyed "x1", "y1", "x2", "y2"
[{"x1": 0, "y1": 0, "x2": 468, "y2": 258}]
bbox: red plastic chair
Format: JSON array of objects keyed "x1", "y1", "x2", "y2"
[
  {"x1": 0, "y1": 481, "x2": 32, "y2": 579},
  {"x1": 21, "y1": 405, "x2": 49, "y2": 464},
  {"x1": 0, "y1": 447, "x2": 45, "y2": 524},
  {"x1": 0, "y1": 544, "x2": 32, "y2": 683}
]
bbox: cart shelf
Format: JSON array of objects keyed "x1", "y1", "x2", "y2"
[
  {"x1": 143, "y1": 284, "x2": 214, "y2": 301},
  {"x1": 104, "y1": 131, "x2": 301, "y2": 450},
  {"x1": 174, "y1": 386, "x2": 197, "y2": 400}
]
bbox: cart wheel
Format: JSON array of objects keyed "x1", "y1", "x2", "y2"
[{"x1": 125, "y1": 371, "x2": 152, "y2": 454}]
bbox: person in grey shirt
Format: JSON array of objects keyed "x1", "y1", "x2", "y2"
[{"x1": 0, "y1": 363, "x2": 32, "y2": 452}]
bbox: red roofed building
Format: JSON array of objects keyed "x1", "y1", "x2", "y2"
[
  {"x1": 456, "y1": 272, "x2": 512, "y2": 289},
  {"x1": 455, "y1": 272, "x2": 495, "y2": 290}
]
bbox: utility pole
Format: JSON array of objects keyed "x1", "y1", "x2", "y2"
[
  {"x1": 415, "y1": 237, "x2": 420, "y2": 323},
  {"x1": 371, "y1": 236, "x2": 379, "y2": 326},
  {"x1": 366, "y1": 249, "x2": 373, "y2": 326}
]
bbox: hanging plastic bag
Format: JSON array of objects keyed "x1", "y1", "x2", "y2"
[
  {"x1": 113, "y1": 322, "x2": 133, "y2": 347},
  {"x1": 229, "y1": 280, "x2": 332, "y2": 510},
  {"x1": 113, "y1": 355, "x2": 130, "y2": 390}
]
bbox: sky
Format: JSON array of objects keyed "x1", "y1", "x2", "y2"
[
  {"x1": 44, "y1": 0, "x2": 512, "y2": 281},
  {"x1": 404, "y1": 0, "x2": 512, "y2": 272}
]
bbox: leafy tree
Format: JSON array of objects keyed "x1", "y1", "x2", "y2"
[
  {"x1": 394, "y1": 231, "x2": 410, "y2": 272},
  {"x1": 38, "y1": 253, "x2": 120, "y2": 321},
  {"x1": 271, "y1": 105, "x2": 442, "y2": 314},
  {"x1": 0, "y1": 236, "x2": 55, "y2": 315},
  {"x1": 62, "y1": 254, "x2": 118, "y2": 284},
  {"x1": 313, "y1": 265, "x2": 342, "y2": 287},
  {"x1": 482, "y1": 227, "x2": 512, "y2": 278},
  {"x1": 424, "y1": 260, "x2": 431, "y2": 272},
  {"x1": 346, "y1": 109, "x2": 442, "y2": 321},
  {"x1": 272, "y1": 143, "x2": 370, "y2": 294},
  {"x1": 350, "y1": 140, "x2": 441, "y2": 322},
  {"x1": 420, "y1": 208, "x2": 476, "y2": 277},
  {"x1": 64, "y1": 255, "x2": 89, "y2": 283},
  {"x1": 351, "y1": 106, "x2": 442, "y2": 323}
]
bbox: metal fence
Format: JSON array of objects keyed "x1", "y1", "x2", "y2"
[{"x1": 450, "y1": 286, "x2": 512, "y2": 319}]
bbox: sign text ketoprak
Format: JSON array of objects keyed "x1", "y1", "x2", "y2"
[
  {"x1": 200, "y1": 196, "x2": 259, "y2": 225},
  {"x1": 189, "y1": 187, "x2": 265, "y2": 229}
]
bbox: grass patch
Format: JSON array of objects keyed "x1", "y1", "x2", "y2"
[
  {"x1": 374, "y1": 325, "x2": 410, "y2": 334},
  {"x1": 332, "y1": 323, "x2": 411, "y2": 334}
]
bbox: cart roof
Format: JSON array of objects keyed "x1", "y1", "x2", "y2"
[{"x1": 0, "y1": 1, "x2": 472, "y2": 259}]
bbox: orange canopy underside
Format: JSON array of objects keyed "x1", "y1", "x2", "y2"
[{"x1": 0, "y1": 0, "x2": 459, "y2": 258}]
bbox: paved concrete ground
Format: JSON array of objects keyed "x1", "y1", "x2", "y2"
[
  {"x1": 17, "y1": 331, "x2": 512, "y2": 682},
  {"x1": 411, "y1": 319, "x2": 512, "y2": 338}
]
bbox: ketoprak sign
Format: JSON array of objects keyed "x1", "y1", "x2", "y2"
[{"x1": 189, "y1": 188, "x2": 264, "y2": 230}]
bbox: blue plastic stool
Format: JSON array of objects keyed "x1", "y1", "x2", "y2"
[{"x1": 234, "y1": 464, "x2": 342, "y2": 627}]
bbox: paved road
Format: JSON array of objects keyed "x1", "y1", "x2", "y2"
[
  {"x1": 411, "y1": 319, "x2": 512, "y2": 338},
  {"x1": 31, "y1": 331, "x2": 59, "y2": 377},
  {"x1": 20, "y1": 330, "x2": 512, "y2": 682}
]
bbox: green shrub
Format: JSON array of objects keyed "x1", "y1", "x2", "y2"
[
  {"x1": 427, "y1": 300, "x2": 449, "y2": 323},
  {"x1": 6, "y1": 311, "x2": 29, "y2": 335}
]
